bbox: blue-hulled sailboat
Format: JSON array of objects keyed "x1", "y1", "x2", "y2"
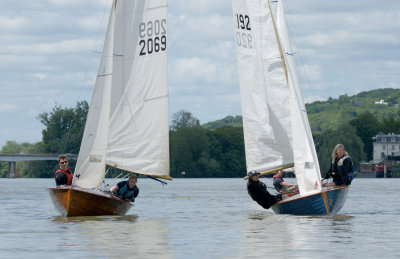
[{"x1": 232, "y1": 0, "x2": 349, "y2": 215}]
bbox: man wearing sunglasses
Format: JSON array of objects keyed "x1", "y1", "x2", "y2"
[{"x1": 54, "y1": 155, "x2": 74, "y2": 186}]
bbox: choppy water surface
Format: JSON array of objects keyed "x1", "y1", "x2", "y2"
[{"x1": 0, "y1": 178, "x2": 399, "y2": 258}]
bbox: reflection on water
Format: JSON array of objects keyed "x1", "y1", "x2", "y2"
[
  {"x1": 233, "y1": 212, "x2": 358, "y2": 258},
  {"x1": 51, "y1": 215, "x2": 139, "y2": 223},
  {"x1": 52, "y1": 215, "x2": 172, "y2": 259}
]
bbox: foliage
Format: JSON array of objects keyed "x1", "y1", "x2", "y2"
[
  {"x1": 38, "y1": 101, "x2": 88, "y2": 154},
  {"x1": 349, "y1": 113, "x2": 382, "y2": 161},
  {"x1": 314, "y1": 123, "x2": 367, "y2": 176},
  {"x1": 0, "y1": 102, "x2": 88, "y2": 178},
  {"x1": 170, "y1": 126, "x2": 209, "y2": 177},
  {"x1": 307, "y1": 88, "x2": 400, "y2": 133},
  {"x1": 0, "y1": 141, "x2": 48, "y2": 178},
  {"x1": 3, "y1": 88, "x2": 400, "y2": 178},
  {"x1": 170, "y1": 110, "x2": 200, "y2": 131},
  {"x1": 170, "y1": 125, "x2": 245, "y2": 178},
  {"x1": 202, "y1": 115, "x2": 243, "y2": 130},
  {"x1": 207, "y1": 126, "x2": 245, "y2": 177}
]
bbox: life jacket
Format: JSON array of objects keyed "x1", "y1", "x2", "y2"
[
  {"x1": 273, "y1": 174, "x2": 284, "y2": 191},
  {"x1": 117, "y1": 181, "x2": 137, "y2": 201},
  {"x1": 273, "y1": 174, "x2": 284, "y2": 182},
  {"x1": 54, "y1": 169, "x2": 73, "y2": 186}
]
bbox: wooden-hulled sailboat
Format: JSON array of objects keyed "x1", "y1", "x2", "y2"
[
  {"x1": 49, "y1": 0, "x2": 171, "y2": 217},
  {"x1": 232, "y1": 0, "x2": 348, "y2": 215}
]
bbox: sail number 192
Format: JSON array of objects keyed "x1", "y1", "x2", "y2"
[
  {"x1": 139, "y1": 19, "x2": 167, "y2": 56},
  {"x1": 234, "y1": 13, "x2": 253, "y2": 49}
]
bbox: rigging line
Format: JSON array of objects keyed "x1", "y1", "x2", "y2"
[
  {"x1": 106, "y1": 171, "x2": 125, "y2": 187},
  {"x1": 280, "y1": 0, "x2": 319, "y2": 102},
  {"x1": 58, "y1": 3, "x2": 110, "y2": 155},
  {"x1": 78, "y1": 2, "x2": 111, "y2": 102},
  {"x1": 263, "y1": 51, "x2": 297, "y2": 61}
]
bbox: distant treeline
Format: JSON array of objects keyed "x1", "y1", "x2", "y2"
[{"x1": 2, "y1": 88, "x2": 400, "y2": 178}]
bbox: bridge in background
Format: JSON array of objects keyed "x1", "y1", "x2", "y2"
[{"x1": 0, "y1": 154, "x2": 78, "y2": 178}]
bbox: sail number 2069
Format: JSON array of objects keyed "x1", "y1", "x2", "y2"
[
  {"x1": 139, "y1": 19, "x2": 167, "y2": 56},
  {"x1": 234, "y1": 14, "x2": 253, "y2": 49}
]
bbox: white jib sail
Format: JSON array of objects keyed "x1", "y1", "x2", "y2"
[{"x1": 74, "y1": 0, "x2": 169, "y2": 188}]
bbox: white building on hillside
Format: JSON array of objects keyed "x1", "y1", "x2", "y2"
[
  {"x1": 373, "y1": 132, "x2": 400, "y2": 162},
  {"x1": 374, "y1": 99, "x2": 388, "y2": 105}
]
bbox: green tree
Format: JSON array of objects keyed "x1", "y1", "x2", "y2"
[
  {"x1": 38, "y1": 101, "x2": 88, "y2": 154},
  {"x1": 170, "y1": 110, "x2": 200, "y2": 131},
  {"x1": 13, "y1": 101, "x2": 89, "y2": 178},
  {"x1": 381, "y1": 117, "x2": 400, "y2": 134},
  {"x1": 207, "y1": 126, "x2": 245, "y2": 177},
  {"x1": 170, "y1": 126, "x2": 209, "y2": 178},
  {"x1": 0, "y1": 141, "x2": 45, "y2": 178},
  {"x1": 315, "y1": 123, "x2": 366, "y2": 176},
  {"x1": 349, "y1": 113, "x2": 381, "y2": 160}
]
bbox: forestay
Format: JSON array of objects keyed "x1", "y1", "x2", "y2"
[
  {"x1": 232, "y1": 0, "x2": 321, "y2": 195},
  {"x1": 74, "y1": 0, "x2": 169, "y2": 189}
]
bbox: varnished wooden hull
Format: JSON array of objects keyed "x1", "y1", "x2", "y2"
[
  {"x1": 271, "y1": 186, "x2": 349, "y2": 215},
  {"x1": 48, "y1": 186, "x2": 133, "y2": 217}
]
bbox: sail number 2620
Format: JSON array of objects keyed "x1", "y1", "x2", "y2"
[
  {"x1": 139, "y1": 19, "x2": 167, "y2": 56},
  {"x1": 234, "y1": 14, "x2": 253, "y2": 49}
]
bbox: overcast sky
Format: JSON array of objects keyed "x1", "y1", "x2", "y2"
[{"x1": 1, "y1": 0, "x2": 399, "y2": 148}]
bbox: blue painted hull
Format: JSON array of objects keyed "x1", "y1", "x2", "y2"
[{"x1": 271, "y1": 186, "x2": 349, "y2": 215}]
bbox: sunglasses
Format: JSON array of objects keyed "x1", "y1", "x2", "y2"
[{"x1": 60, "y1": 161, "x2": 68, "y2": 164}]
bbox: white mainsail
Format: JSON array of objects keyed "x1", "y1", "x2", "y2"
[
  {"x1": 232, "y1": 0, "x2": 321, "y2": 195},
  {"x1": 74, "y1": 0, "x2": 169, "y2": 189}
]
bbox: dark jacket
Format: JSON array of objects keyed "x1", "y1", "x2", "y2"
[
  {"x1": 247, "y1": 179, "x2": 280, "y2": 209},
  {"x1": 115, "y1": 181, "x2": 139, "y2": 202},
  {"x1": 54, "y1": 169, "x2": 73, "y2": 186},
  {"x1": 327, "y1": 155, "x2": 354, "y2": 186}
]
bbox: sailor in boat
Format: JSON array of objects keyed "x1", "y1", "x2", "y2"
[
  {"x1": 54, "y1": 154, "x2": 73, "y2": 186},
  {"x1": 323, "y1": 144, "x2": 354, "y2": 187},
  {"x1": 110, "y1": 175, "x2": 139, "y2": 202},
  {"x1": 273, "y1": 170, "x2": 298, "y2": 193},
  {"x1": 247, "y1": 170, "x2": 282, "y2": 209}
]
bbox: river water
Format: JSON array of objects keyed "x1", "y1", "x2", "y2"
[{"x1": 0, "y1": 178, "x2": 399, "y2": 258}]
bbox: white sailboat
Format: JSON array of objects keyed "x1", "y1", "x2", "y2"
[
  {"x1": 49, "y1": 0, "x2": 171, "y2": 217},
  {"x1": 232, "y1": 0, "x2": 348, "y2": 215}
]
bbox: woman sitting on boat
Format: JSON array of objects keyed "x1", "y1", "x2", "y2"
[
  {"x1": 324, "y1": 144, "x2": 354, "y2": 187},
  {"x1": 110, "y1": 174, "x2": 139, "y2": 202},
  {"x1": 247, "y1": 170, "x2": 282, "y2": 209}
]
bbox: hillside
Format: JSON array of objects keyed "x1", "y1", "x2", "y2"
[
  {"x1": 202, "y1": 115, "x2": 242, "y2": 130},
  {"x1": 307, "y1": 88, "x2": 400, "y2": 133},
  {"x1": 202, "y1": 88, "x2": 400, "y2": 133}
]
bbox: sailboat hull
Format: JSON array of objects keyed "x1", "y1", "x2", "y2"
[
  {"x1": 48, "y1": 186, "x2": 133, "y2": 217},
  {"x1": 271, "y1": 186, "x2": 349, "y2": 215}
]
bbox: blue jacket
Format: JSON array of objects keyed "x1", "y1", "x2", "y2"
[{"x1": 116, "y1": 181, "x2": 139, "y2": 202}]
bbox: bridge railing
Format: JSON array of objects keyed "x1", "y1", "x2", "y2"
[{"x1": 0, "y1": 153, "x2": 78, "y2": 178}]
